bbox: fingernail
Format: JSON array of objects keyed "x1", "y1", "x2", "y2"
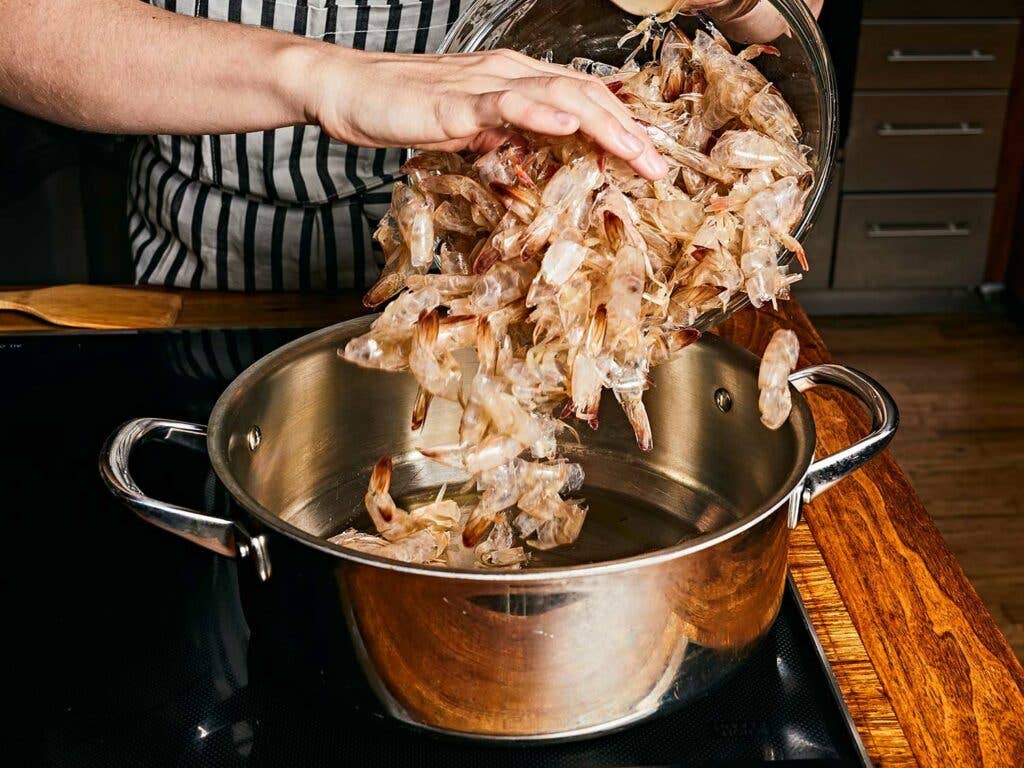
[
  {"x1": 645, "y1": 149, "x2": 669, "y2": 178},
  {"x1": 620, "y1": 131, "x2": 644, "y2": 155},
  {"x1": 555, "y1": 111, "x2": 577, "y2": 127}
]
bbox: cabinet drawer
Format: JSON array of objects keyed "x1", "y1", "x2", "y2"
[
  {"x1": 863, "y1": 1, "x2": 1024, "y2": 18},
  {"x1": 843, "y1": 92, "x2": 1007, "y2": 191},
  {"x1": 796, "y1": 166, "x2": 841, "y2": 290},
  {"x1": 856, "y1": 20, "x2": 1019, "y2": 90},
  {"x1": 833, "y1": 193, "x2": 992, "y2": 289}
]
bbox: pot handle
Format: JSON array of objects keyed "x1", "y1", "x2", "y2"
[
  {"x1": 789, "y1": 364, "x2": 899, "y2": 505},
  {"x1": 99, "y1": 418, "x2": 271, "y2": 580}
]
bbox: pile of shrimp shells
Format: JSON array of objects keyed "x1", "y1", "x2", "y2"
[{"x1": 332, "y1": 24, "x2": 813, "y2": 569}]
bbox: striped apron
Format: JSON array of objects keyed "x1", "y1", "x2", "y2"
[{"x1": 128, "y1": 0, "x2": 460, "y2": 292}]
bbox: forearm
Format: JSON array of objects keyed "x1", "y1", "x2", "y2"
[
  {"x1": 0, "y1": 1, "x2": 666, "y2": 177},
  {"x1": 0, "y1": 0, "x2": 329, "y2": 134}
]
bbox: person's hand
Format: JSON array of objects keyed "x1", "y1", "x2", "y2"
[
  {"x1": 705, "y1": 0, "x2": 824, "y2": 43},
  {"x1": 609, "y1": 0, "x2": 823, "y2": 44},
  {"x1": 609, "y1": 0, "x2": 759, "y2": 20},
  {"x1": 306, "y1": 47, "x2": 670, "y2": 180}
]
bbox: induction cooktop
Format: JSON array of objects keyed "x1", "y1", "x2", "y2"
[{"x1": 3, "y1": 329, "x2": 870, "y2": 767}]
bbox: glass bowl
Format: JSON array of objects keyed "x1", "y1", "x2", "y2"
[{"x1": 439, "y1": 0, "x2": 838, "y2": 329}]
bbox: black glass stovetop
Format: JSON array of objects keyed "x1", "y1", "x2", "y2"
[{"x1": 3, "y1": 329, "x2": 870, "y2": 768}]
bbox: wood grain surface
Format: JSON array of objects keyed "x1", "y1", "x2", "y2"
[
  {"x1": 3, "y1": 288, "x2": 1022, "y2": 764},
  {"x1": 721, "y1": 305, "x2": 1024, "y2": 768},
  {"x1": 817, "y1": 313, "x2": 1024, "y2": 662},
  {"x1": 789, "y1": 523, "x2": 915, "y2": 767}
]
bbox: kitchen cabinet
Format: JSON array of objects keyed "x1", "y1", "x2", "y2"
[
  {"x1": 855, "y1": 19, "x2": 1019, "y2": 89},
  {"x1": 797, "y1": 163, "x2": 840, "y2": 290},
  {"x1": 833, "y1": 192, "x2": 993, "y2": 288},
  {"x1": 843, "y1": 91, "x2": 1008, "y2": 191},
  {"x1": 808, "y1": 3, "x2": 1022, "y2": 313},
  {"x1": 863, "y1": 0, "x2": 1024, "y2": 18}
]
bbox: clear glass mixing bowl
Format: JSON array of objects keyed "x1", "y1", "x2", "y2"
[{"x1": 439, "y1": 0, "x2": 838, "y2": 328}]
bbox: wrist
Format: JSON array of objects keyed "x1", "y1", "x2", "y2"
[
  {"x1": 711, "y1": 1, "x2": 788, "y2": 43},
  {"x1": 707, "y1": 0, "x2": 761, "y2": 23},
  {"x1": 273, "y1": 38, "x2": 358, "y2": 127}
]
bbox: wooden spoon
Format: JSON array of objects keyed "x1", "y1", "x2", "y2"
[{"x1": 0, "y1": 285, "x2": 183, "y2": 330}]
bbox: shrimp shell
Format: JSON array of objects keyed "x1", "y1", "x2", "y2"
[{"x1": 339, "y1": 23, "x2": 812, "y2": 567}]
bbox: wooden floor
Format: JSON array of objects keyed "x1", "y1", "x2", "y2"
[{"x1": 815, "y1": 311, "x2": 1024, "y2": 662}]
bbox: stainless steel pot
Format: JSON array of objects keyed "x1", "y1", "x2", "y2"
[{"x1": 100, "y1": 317, "x2": 896, "y2": 741}]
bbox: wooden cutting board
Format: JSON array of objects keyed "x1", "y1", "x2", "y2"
[{"x1": 0, "y1": 285, "x2": 183, "y2": 330}]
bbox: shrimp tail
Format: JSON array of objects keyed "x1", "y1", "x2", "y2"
[
  {"x1": 411, "y1": 387, "x2": 432, "y2": 431},
  {"x1": 777, "y1": 231, "x2": 808, "y2": 271},
  {"x1": 462, "y1": 509, "x2": 497, "y2": 548},
  {"x1": 417, "y1": 442, "x2": 469, "y2": 471},
  {"x1": 621, "y1": 395, "x2": 653, "y2": 452},
  {"x1": 738, "y1": 43, "x2": 781, "y2": 61},
  {"x1": 369, "y1": 456, "x2": 393, "y2": 499},
  {"x1": 365, "y1": 455, "x2": 397, "y2": 527}
]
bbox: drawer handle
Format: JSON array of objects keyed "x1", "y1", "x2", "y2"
[
  {"x1": 867, "y1": 222, "x2": 971, "y2": 239},
  {"x1": 887, "y1": 48, "x2": 995, "y2": 63},
  {"x1": 877, "y1": 122, "x2": 983, "y2": 137}
]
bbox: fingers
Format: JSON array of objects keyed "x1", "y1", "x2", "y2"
[
  {"x1": 484, "y1": 50, "x2": 638, "y2": 126},
  {"x1": 425, "y1": 50, "x2": 669, "y2": 178},
  {"x1": 457, "y1": 50, "x2": 639, "y2": 126},
  {"x1": 479, "y1": 77, "x2": 668, "y2": 179},
  {"x1": 573, "y1": 76, "x2": 669, "y2": 177},
  {"x1": 472, "y1": 89, "x2": 581, "y2": 137},
  {"x1": 475, "y1": 51, "x2": 669, "y2": 180},
  {"x1": 489, "y1": 49, "x2": 602, "y2": 83}
]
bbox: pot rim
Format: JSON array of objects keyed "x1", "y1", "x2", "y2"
[{"x1": 207, "y1": 317, "x2": 816, "y2": 582}]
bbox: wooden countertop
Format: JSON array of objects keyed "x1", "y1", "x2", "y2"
[{"x1": 4, "y1": 289, "x2": 1023, "y2": 766}]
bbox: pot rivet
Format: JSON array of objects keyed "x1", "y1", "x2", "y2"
[
  {"x1": 714, "y1": 388, "x2": 733, "y2": 413},
  {"x1": 247, "y1": 426, "x2": 262, "y2": 451}
]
